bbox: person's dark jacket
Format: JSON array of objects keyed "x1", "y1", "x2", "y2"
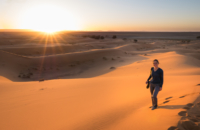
[{"x1": 147, "y1": 67, "x2": 164, "y2": 88}]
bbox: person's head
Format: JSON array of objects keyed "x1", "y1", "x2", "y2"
[{"x1": 153, "y1": 59, "x2": 159, "y2": 67}]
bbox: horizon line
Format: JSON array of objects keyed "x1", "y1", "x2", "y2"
[{"x1": 0, "y1": 29, "x2": 200, "y2": 33}]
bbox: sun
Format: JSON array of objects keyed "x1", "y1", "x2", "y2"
[{"x1": 20, "y1": 5, "x2": 80, "y2": 33}]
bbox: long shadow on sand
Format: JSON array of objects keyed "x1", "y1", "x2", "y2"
[{"x1": 158, "y1": 105, "x2": 186, "y2": 109}]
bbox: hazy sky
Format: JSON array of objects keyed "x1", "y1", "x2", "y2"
[{"x1": 0, "y1": 0, "x2": 200, "y2": 31}]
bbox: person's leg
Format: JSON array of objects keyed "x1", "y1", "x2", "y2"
[
  {"x1": 150, "y1": 83, "x2": 155, "y2": 106},
  {"x1": 152, "y1": 85, "x2": 160, "y2": 107}
]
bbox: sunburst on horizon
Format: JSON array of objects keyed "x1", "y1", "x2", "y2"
[{"x1": 19, "y1": 4, "x2": 81, "y2": 34}]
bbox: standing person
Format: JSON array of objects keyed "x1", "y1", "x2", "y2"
[{"x1": 146, "y1": 59, "x2": 164, "y2": 110}]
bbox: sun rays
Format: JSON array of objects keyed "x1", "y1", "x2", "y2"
[{"x1": 26, "y1": 31, "x2": 66, "y2": 78}]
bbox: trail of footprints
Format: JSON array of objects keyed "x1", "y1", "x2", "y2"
[
  {"x1": 148, "y1": 84, "x2": 200, "y2": 129},
  {"x1": 149, "y1": 92, "x2": 200, "y2": 108},
  {"x1": 149, "y1": 84, "x2": 200, "y2": 108},
  {"x1": 149, "y1": 86, "x2": 200, "y2": 130},
  {"x1": 163, "y1": 92, "x2": 199, "y2": 106}
]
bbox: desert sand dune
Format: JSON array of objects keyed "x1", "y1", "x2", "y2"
[
  {"x1": 0, "y1": 37, "x2": 154, "y2": 81},
  {"x1": 0, "y1": 32, "x2": 200, "y2": 130}
]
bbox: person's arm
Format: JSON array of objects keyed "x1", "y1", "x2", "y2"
[
  {"x1": 159, "y1": 70, "x2": 163, "y2": 88},
  {"x1": 147, "y1": 68, "x2": 152, "y2": 81},
  {"x1": 147, "y1": 74, "x2": 151, "y2": 81}
]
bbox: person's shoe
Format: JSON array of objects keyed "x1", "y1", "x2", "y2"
[{"x1": 151, "y1": 106, "x2": 157, "y2": 110}]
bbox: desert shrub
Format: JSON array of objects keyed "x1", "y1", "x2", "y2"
[
  {"x1": 86, "y1": 35, "x2": 104, "y2": 40},
  {"x1": 181, "y1": 40, "x2": 190, "y2": 43},
  {"x1": 112, "y1": 35, "x2": 117, "y2": 39},
  {"x1": 110, "y1": 67, "x2": 116, "y2": 69},
  {"x1": 18, "y1": 72, "x2": 33, "y2": 79},
  {"x1": 103, "y1": 57, "x2": 107, "y2": 60},
  {"x1": 80, "y1": 35, "x2": 105, "y2": 40},
  {"x1": 134, "y1": 39, "x2": 138, "y2": 42},
  {"x1": 39, "y1": 79, "x2": 44, "y2": 82}
]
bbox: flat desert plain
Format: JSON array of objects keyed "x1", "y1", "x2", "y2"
[{"x1": 0, "y1": 31, "x2": 200, "y2": 130}]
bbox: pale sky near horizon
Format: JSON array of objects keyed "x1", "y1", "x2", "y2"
[{"x1": 0, "y1": 0, "x2": 200, "y2": 32}]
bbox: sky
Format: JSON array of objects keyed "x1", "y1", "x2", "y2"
[{"x1": 0, "y1": 0, "x2": 200, "y2": 32}]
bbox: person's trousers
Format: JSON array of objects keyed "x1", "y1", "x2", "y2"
[{"x1": 150, "y1": 83, "x2": 160, "y2": 107}]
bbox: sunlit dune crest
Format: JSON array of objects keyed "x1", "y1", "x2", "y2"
[{"x1": 20, "y1": 5, "x2": 80, "y2": 33}]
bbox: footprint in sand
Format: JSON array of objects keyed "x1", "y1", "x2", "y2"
[
  {"x1": 182, "y1": 106, "x2": 190, "y2": 110},
  {"x1": 178, "y1": 111, "x2": 187, "y2": 116},
  {"x1": 163, "y1": 100, "x2": 170, "y2": 104},
  {"x1": 167, "y1": 126, "x2": 178, "y2": 130},
  {"x1": 186, "y1": 103, "x2": 194, "y2": 107},
  {"x1": 165, "y1": 96, "x2": 173, "y2": 100},
  {"x1": 179, "y1": 95, "x2": 186, "y2": 98}
]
